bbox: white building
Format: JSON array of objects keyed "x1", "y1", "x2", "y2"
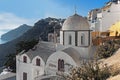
[
  {"x1": 88, "y1": 0, "x2": 120, "y2": 32},
  {"x1": 16, "y1": 42, "x2": 56, "y2": 80},
  {"x1": 16, "y1": 13, "x2": 95, "y2": 80},
  {"x1": 0, "y1": 69, "x2": 16, "y2": 80}
]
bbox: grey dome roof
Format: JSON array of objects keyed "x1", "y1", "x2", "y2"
[{"x1": 62, "y1": 14, "x2": 90, "y2": 30}]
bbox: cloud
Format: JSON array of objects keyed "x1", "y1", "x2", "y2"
[
  {"x1": 0, "y1": 1, "x2": 74, "y2": 32},
  {"x1": 40, "y1": 0, "x2": 73, "y2": 18},
  {"x1": 0, "y1": 12, "x2": 35, "y2": 30},
  {"x1": 0, "y1": 0, "x2": 74, "y2": 31}
]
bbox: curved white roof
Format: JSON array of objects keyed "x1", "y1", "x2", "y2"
[
  {"x1": 25, "y1": 41, "x2": 56, "y2": 63},
  {"x1": 62, "y1": 14, "x2": 90, "y2": 30},
  {"x1": 62, "y1": 47, "x2": 93, "y2": 66},
  {"x1": 62, "y1": 47, "x2": 81, "y2": 66}
]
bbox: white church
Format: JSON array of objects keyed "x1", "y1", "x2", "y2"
[
  {"x1": 16, "y1": 0, "x2": 120, "y2": 80},
  {"x1": 16, "y1": 13, "x2": 95, "y2": 80}
]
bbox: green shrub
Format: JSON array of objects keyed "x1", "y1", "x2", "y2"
[
  {"x1": 62, "y1": 60, "x2": 111, "y2": 80},
  {"x1": 97, "y1": 39, "x2": 120, "y2": 59}
]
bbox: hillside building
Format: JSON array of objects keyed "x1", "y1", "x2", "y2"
[
  {"x1": 88, "y1": 0, "x2": 120, "y2": 45},
  {"x1": 88, "y1": 0, "x2": 120, "y2": 33}
]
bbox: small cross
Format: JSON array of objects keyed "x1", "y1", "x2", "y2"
[{"x1": 74, "y1": 5, "x2": 77, "y2": 14}]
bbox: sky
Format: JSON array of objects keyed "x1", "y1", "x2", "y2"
[{"x1": 0, "y1": 0, "x2": 110, "y2": 31}]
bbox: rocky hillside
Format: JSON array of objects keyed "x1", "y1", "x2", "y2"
[
  {"x1": 100, "y1": 48, "x2": 120, "y2": 80},
  {"x1": 107, "y1": 74, "x2": 120, "y2": 80},
  {"x1": 0, "y1": 17, "x2": 64, "y2": 66},
  {"x1": 1, "y1": 24, "x2": 32, "y2": 41},
  {"x1": 102, "y1": 48, "x2": 120, "y2": 73}
]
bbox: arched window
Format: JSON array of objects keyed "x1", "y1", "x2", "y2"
[
  {"x1": 69, "y1": 35, "x2": 72, "y2": 45},
  {"x1": 58, "y1": 59, "x2": 61, "y2": 71},
  {"x1": 61, "y1": 60, "x2": 64, "y2": 71},
  {"x1": 23, "y1": 72, "x2": 27, "y2": 80},
  {"x1": 23, "y1": 56, "x2": 27, "y2": 63},
  {"x1": 58, "y1": 59, "x2": 64, "y2": 71},
  {"x1": 81, "y1": 33, "x2": 85, "y2": 45},
  {"x1": 36, "y1": 58, "x2": 40, "y2": 66}
]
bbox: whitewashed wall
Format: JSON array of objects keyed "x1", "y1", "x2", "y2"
[
  {"x1": 60, "y1": 31, "x2": 90, "y2": 47},
  {"x1": 16, "y1": 54, "x2": 45, "y2": 80},
  {"x1": 97, "y1": 3, "x2": 120, "y2": 32},
  {"x1": 32, "y1": 56, "x2": 45, "y2": 78},
  {"x1": 64, "y1": 31, "x2": 75, "y2": 46},
  {"x1": 46, "y1": 51, "x2": 78, "y2": 75},
  {"x1": 16, "y1": 54, "x2": 32, "y2": 80},
  {"x1": 78, "y1": 31, "x2": 89, "y2": 46}
]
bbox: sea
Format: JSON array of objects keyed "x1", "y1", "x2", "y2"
[
  {"x1": 0, "y1": 30, "x2": 11, "y2": 74},
  {"x1": 0, "y1": 29, "x2": 10, "y2": 44}
]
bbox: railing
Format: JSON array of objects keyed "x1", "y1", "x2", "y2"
[{"x1": 92, "y1": 36, "x2": 120, "y2": 45}]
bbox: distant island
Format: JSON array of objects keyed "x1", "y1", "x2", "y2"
[
  {"x1": 1, "y1": 24, "x2": 32, "y2": 41},
  {"x1": 0, "y1": 17, "x2": 64, "y2": 66}
]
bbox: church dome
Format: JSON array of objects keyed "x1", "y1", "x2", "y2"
[{"x1": 62, "y1": 14, "x2": 90, "y2": 30}]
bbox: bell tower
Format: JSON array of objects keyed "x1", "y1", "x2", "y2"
[{"x1": 60, "y1": 14, "x2": 91, "y2": 47}]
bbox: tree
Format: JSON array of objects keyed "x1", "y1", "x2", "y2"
[
  {"x1": 4, "y1": 39, "x2": 39, "y2": 72},
  {"x1": 4, "y1": 53, "x2": 16, "y2": 72},
  {"x1": 62, "y1": 60, "x2": 111, "y2": 80},
  {"x1": 16, "y1": 39, "x2": 39, "y2": 53}
]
